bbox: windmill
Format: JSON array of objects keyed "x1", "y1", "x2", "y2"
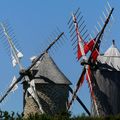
[
  {"x1": 67, "y1": 2, "x2": 114, "y2": 116},
  {"x1": 0, "y1": 22, "x2": 71, "y2": 116},
  {"x1": 0, "y1": 22, "x2": 90, "y2": 117}
]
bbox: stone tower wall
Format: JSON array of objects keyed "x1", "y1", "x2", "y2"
[
  {"x1": 91, "y1": 69, "x2": 120, "y2": 116},
  {"x1": 24, "y1": 84, "x2": 69, "y2": 117}
]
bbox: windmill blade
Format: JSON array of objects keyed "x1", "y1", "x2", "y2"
[
  {"x1": 0, "y1": 23, "x2": 23, "y2": 69},
  {"x1": 0, "y1": 32, "x2": 64, "y2": 104},
  {"x1": 100, "y1": 3, "x2": 114, "y2": 43},
  {"x1": 86, "y1": 66, "x2": 99, "y2": 116},
  {"x1": 27, "y1": 32, "x2": 64, "y2": 71},
  {"x1": 67, "y1": 69, "x2": 86, "y2": 110},
  {"x1": 27, "y1": 87, "x2": 36, "y2": 100},
  {"x1": 83, "y1": 34, "x2": 90, "y2": 41},
  {"x1": 16, "y1": 49, "x2": 23, "y2": 59},
  {"x1": 68, "y1": 10, "x2": 90, "y2": 109},
  {"x1": 68, "y1": 8, "x2": 84, "y2": 36},
  {"x1": 11, "y1": 53, "x2": 17, "y2": 67},
  {"x1": 22, "y1": 75, "x2": 44, "y2": 114},
  {"x1": 10, "y1": 49, "x2": 23, "y2": 67},
  {"x1": 94, "y1": 26, "x2": 99, "y2": 34},
  {"x1": 48, "y1": 29, "x2": 65, "y2": 53},
  {"x1": 26, "y1": 77, "x2": 44, "y2": 113},
  {"x1": 68, "y1": 7, "x2": 80, "y2": 26},
  {"x1": 107, "y1": 2, "x2": 114, "y2": 20},
  {"x1": 97, "y1": 21, "x2": 102, "y2": 30},
  {"x1": 0, "y1": 22, "x2": 21, "y2": 51},
  {"x1": 91, "y1": 2, "x2": 114, "y2": 40},
  {"x1": 68, "y1": 86, "x2": 91, "y2": 116},
  {"x1": 89, "y1": 8, "x2": 114, "y2": 61},
  {"x1": 9, "y1": 76, "x2": 18, "y2": 92},
  {"x1": 68, "y1": 59, "x2": 100, "y2": 115},
  {"x1": 0, "y1": 75, "x2": 23, "y2": 103},
  {"x1": 68, "y1": 9, "x2": 89, "y2": 61},
  {"x1": 72, "y1": 13, "x2": 87, "y2": 60},
  {"x1": 55, "y1": 27, "x2": 65, "y2": 45}
]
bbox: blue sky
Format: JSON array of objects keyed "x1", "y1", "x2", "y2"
[{"x1": 0, "y1": 0, "x2": 120, "y2": 116}]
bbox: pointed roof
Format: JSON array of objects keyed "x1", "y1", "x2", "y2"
[
  {"x1": 98, "y1": 40, "x2": 120, "y2": 71},
  {"x1": 104, "y1": 40, "x2": 120, "y2": 57},
  {"x1": 32, "y1": 53, "x2": 71, "y2": 84}
]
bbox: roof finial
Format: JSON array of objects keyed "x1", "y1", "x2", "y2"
[{"x1": 112, "y1": 40, "x2": 115, "y2": 46}]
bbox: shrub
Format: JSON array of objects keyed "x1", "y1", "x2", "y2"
[{"x1": 0, "y1": 110, "x2": 120, "y2": 120}]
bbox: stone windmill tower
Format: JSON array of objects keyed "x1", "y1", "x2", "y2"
[
  {"x1": 67, "y1": 5, "x2": 120, "y2": 115},
  {"x1": 66, "y1": 2, "x2": 115, "y2": 117},
  {"x1": 91, "y1": 40, "x2": 120, "y2": 115},
  {"x1": 24, "y1": 52, "x2": 71, "y2": 116}
]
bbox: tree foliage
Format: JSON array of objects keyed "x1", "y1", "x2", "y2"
[{"x1": 0, "y1": 110, "x2": 120, "y2": 120}]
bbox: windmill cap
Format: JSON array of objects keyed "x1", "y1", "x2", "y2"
[
  {"x1": 104, "y1": 40, "x2": 120, "y2": 57},
  {"x1": 97, "y1": 40, "x2": 120, "y2": 71},
  {"x1": 32, "y1": 53, "x2": 71, "y2": 84}
]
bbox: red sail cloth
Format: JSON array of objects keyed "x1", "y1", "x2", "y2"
[
  {"x1": 91, "y1": 49, "x2": 99, "y2": 61},
  {"x1": 77, "y1": 39, "x2": 99, "y2": 61}
]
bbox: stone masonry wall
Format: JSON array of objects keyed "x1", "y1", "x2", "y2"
[
  {"x1": 91, "y1": 69, "x2": 120, "y2": 116},
  {"x1": 23, "y1": 84, "x2": 69, "y2": 117}
]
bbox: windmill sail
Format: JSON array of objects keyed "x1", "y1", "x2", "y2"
[
  {"x1": 9, "y1": 76, "x2": 18, "y2": 92},
  {"x1": 67, "y1": 10, "x2": 99, "y2": 115},
  {"x1": 68, "y1": 8, "x2": 90, "y2": 60},
  {"x1": 72, "y1": 13, "x2": 87, "y2": 60},
  {"x1": 16, "y1": 49, "x2": 23, "y2": 59},
  {"x1": 29, "y1": 80, "x2": 36, "y2": 100},
  {"x1": 11, "y1": 52, "x2": 17, "y2": 67},
  {"x1": 11, "y1": 48, "x2": 23, "y2": 67},
  {"x1": 0, "y1": 23, "x2": 23, "y2": 69},
  {"x1": 27, "y1": 87, "x2": 36, "y2": 100}
]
